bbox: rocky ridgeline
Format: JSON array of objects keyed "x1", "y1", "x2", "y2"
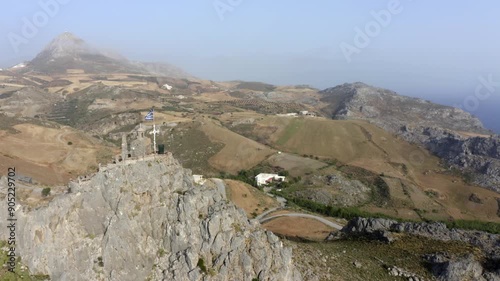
[
  {"x1": 320, "y1": 83, "x2": 500, "y2": 192},
  {"x1": 400, "y1": 126, "x2": 500, "y2": 192},
  {"x1": 0, "y1": 155, "x2": 301, "y2": 281},
  {"x1": 320, "y1": 83, "x2": 487, "y2": 134},
  {"x1": 327, "y1": 217, "x2": 500, "y2": 281}
]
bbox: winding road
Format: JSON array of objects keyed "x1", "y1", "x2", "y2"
[
  {"x1": 210, "y1": 178, "x2": 343, "y2": 230},
  {"x1": 259, "y1": 213, "x2": 343, "y2": 230}
]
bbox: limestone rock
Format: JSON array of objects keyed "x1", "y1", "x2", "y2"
[
  {"x1": 424, "y1": 253, "x2": 485, "y2": 281},
  {"x1": 0, "y1": 155, "x2": 301, "y2": 281},
  {"x1": 330, "y1": 217, "x2": 500, "y2": 281}
]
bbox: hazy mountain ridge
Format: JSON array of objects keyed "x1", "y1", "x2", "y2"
[{"x1": 15, "y1": 32, "x2": 193, "y2": 79}]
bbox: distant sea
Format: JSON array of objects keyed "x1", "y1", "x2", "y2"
[
  {"x1": 426, "y1": 96, "x2": 499, "y2": 134},
  {"x1": 474, "y1": 106, "x2": 499, "y2": 134}
]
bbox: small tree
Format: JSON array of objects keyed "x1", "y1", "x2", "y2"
[
  {"x1": 278, "y1": 170, "x2": 289, "y2": 177},
  {"x1": 42, "y1": 187, "x2": 51, "y2": 197}
]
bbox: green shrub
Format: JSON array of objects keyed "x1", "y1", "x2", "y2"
[
  {"x1": 97, "y1": 256, "x2": 104, "y2": 267},
  {"x1": 446, "y1": 220, "x2": 500, "y2": 234},
  {"x1": 41, "y1": 187, "x2": 51, "y2": 197},
  {"x1": 197, "y1": 258, "x2": 207, "y2": 274}
]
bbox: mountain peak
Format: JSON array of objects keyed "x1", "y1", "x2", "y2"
[
  {"x1": 42, "y1": 32, "x2": 93, "y2": 58},
  {"x1": 20, "y1": 32, "x2": 193, "y2": 78}
]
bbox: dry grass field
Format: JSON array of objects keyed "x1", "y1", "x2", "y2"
[
  {"x1": 249, "y1": 116, "x2": 500, "y2": 223},
  {"x1": 200, "y1": 118, "x2": 275, "y2": 173},
  {"x1": 0, "y1": 123, "x2": 116, "y2": 185},
  {"x1": 264, "y1": 152, "x2": 328, "y2": 176},
  {"x1": 262, "y1": 217, "x2": 335, "y2": 241},
  {"x1": 224, "y1": 179, "x2": 279, "y2": 217}
]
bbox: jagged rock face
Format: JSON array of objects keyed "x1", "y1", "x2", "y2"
[
  {"x1": 0, "y1": 155, "x2": 301, "y2": 281},
  {"x1": 424, "y1": 253, "x2": 487, "y2": 281},
  {"x1": 401, "y1": 126, "x2": 500, "y2": 192},
  {"x1": 319, "y1": 82, "x2": 487, "y2": 134},
  {"x1": 334, "y1": 217, "x2": 500, "y2": 255}
]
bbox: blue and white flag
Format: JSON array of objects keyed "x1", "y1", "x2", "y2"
[{"x1": 145, "y1": 108, "x2": 154, "y2": 121}]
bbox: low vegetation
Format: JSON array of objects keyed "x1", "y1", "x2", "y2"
[
  {"x1": 197, "y1": 258, "x2": 207, "y2": 274},
  {"x1": 289, "y1": 235, "x2": 481, "y2": 281},
  {"x1": 446, "y1": 219, "x2": 500, "y2": 234},
  {"x1": 0, "y1": 241, "x2": 50, "y2": 280},
  {"x1": 41, "y1": 187, "x2": 51, "y2": 197},
  {"x1": 284, "y1": 196, "x2": 394, "y2": 221},
  {"x1": 277, "y1": 191, "x2": 500, "y2": 234},
  {"x1": 158, "y1": 122, "x2": 224, "y2": 175}
]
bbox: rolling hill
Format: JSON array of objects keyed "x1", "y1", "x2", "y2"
[{"x1": 227, "y1": 114, "x2": 500, "y2": 223}]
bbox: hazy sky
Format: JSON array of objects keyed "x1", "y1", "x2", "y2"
[{"x1": 1, "y1": 1, "x2": 499, "y2": 131}]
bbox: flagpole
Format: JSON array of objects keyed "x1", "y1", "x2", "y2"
[{"x1": 153, "y1": 108, "x2": 156, "y2": 155}]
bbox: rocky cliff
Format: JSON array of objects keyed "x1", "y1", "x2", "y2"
[
  {"x1": 0, "y1": 155, "x2": 301, "y2": 281},
  {"x1": 320, "y1": 83, "x2": 500, "y2": 191}
]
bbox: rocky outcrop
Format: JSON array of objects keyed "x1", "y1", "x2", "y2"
[
  {"x1": 328, "y1": 217, "x2": 500, "y2": 281},
  {"x1": 423, "y1": 253, "x2": 500, "y2": 281},
  {"x1": 296, "y1": 173, "x2": 371, "y2": 207},
  {"x1": 0, "y1": 155, "x2": 301, "y2": 281},
  {"x1": 331, "y1": 217, "x2": 499, "y2": 254},
  {"x1": 400, "y1": 126, "x2": 500, "y2": 192},
  {"x1": 319, "y1": 83, "x2": 488, "y2": 134},
  {"x1": 319, "y1": 83, "x2": 500, "y2": 192}
]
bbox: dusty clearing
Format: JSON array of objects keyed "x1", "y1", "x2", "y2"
[
  {"x1": 263, "y1": 216, "x2": 335, "y2": 240},
  {"x1": 0, "y1": 124, "x2": 116, "y2": 185},
  {"x1": 265, "y1": 152, "x2": 327, "y2": 176},
  {"x1": 224, "y1": 179, "x2": 278, "y2": 218}
]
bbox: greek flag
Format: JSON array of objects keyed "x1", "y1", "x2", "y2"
[{"x1": 145, "y1": 108, "x2": 154, "y2": 121}]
